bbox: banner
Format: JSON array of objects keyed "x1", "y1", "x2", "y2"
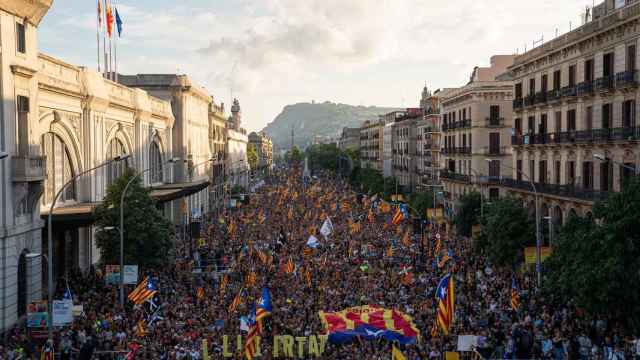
[
  {"x1": 456, "y1": 335, "x2": 478, "y2": 351},
  {"x1": 123, "y1": 265, "x2": 138, "y2": 284},
  {"x1": 73, "y1": 304, "x2": 84, "y2": 317},
  {"x1": 318, "y1": 305, "x2": 419, "y2": 344},
  {"x1": 27, "y1": 301, "x2": 48, "y2": 328},
  {"x1": 524, "y1": 246, "x2": 552, "y2": 264},
  {"x1": 52, "y1": 300, "x2": 74, "y2": 326},
  {"x1": 105, "y1": 265, "x2": 138, "y2": 284}
]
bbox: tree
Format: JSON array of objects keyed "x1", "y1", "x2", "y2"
[
  {"x1": 285, "y1": 145, "x2": 304, "y2": 164},
  {"x1": 247, "y1": 143, "x2": 259, "y2": 170},
  {"x1": 409, "y1": 191, "x2": 434, "y2": 219},
  {"x1": 454, "y1": 192, "x2": 482, "y2": 237},
  {"x1": 475, "y1": 197, "x2": 535, "y2": 266},
  {"x1": 95, "y1": 169, "x2": 174, "y2": 270},
  {"x1": 543, "y1": 177, "x2": 640, "y2": 331},
  {"x1": 306, "y1": 144, "x2": 341, "y2": 171}
]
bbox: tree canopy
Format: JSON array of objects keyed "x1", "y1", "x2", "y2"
[
  {"x1": 95, "y1": 168, "x2": 174, "y2": 269},
  {"x1": 543, "y1": 177, "x2": 640, "y2": 331},
  {"x1": 454, "y1": 192, "x2": 482, "y2": 237},
  {"x1": 247, "y1": 143, "x2": 259, "y2": 170}
]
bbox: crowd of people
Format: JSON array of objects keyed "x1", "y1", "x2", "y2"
[{"x1": 2, "y1": 167, "x2": 639, "y2": 359}]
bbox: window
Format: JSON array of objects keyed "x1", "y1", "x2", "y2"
[
  {"x1": 621, "y1": 163, "x2": 636, "y2": 189},
  {"x1": 106, "y1": 138, "x2": 127, "y2": 186},
  {"x1": 554, "y1": 112, "x2": 562, "y2": 133},
  {"x1": 489, "y1": 105, "x2": 500, "y2": 124},
  {"x1": 527, "y1": 116, "x2": 535, "y2": 134},
  {"x1": 600, "y1": 160, "x2": 612, "y2": 191},
  {"x1": 515, "y1": 83, "x2": 523, "y2": 98},
  {"x1": 489, "y1": 188, "x2": 500, "y2": 200},
  {"x1": 489, "y1": 133, "x2": 500, "y2": 154},
  {"x1": 488, "y1": 160, "x2": 500, "y2": 178},
  {"x1": 541, "y1": 74, "x2": 548, "y2": 93},
  {"x1": 584, "y1": 59, "x2": 594, "y2": 82},
  {"x1": 627, "y1": 45, "x2": 636, "y2": 72},
  {"x1": 16, "y1": 22, "x2": 26, "y2": 54},
  {"x1": 150, "y1": 141, "x2": 163, "y2": 183},
  {"x1": 529, "y1": 159, "x2": 535, "y2": 182},
  {"x1": 462, "y1": 108, "x2": 466, "y2": 120},
  {"x1": 623, "y1": 100, "x2": 636, "y2": 128},
  {"x1": 582, "y1": 161, "x2": 593, "y2": 189},
  {"x1": 603, "y1": 52, "x2": 614, "y2": 77},
  {"x1": 567, "y1": 110, "x2": 576, "y2": 131},
  {"x1": 539, "y1": 114, "x2": 547, "y2": 134},
  {"x1": 529, "y1": 78, "x2": 536, "y2": 95},
  {"x1": 602, "y1": 104, "x2": 611, "y2": 129},
  {"x1": 42, "y1": 133, "x2": 76, "y2": 204},
  {"x1": 585, "y1": 106, "x2": 593, "y2": 131},
  {"x1": 17, "y1": 96, "x2": 29, "y2": 156},
  {"x1": 515, "y1": 118, "x2": 522, "y2": 134},
  {"x1": 539, "y1": 160, "x2": 547, "y2": 184},
  {"x1": 567, "y1": 161, "x2": 576, "y2": 186},
  {"x1": 554, "y1": 161, "x2": 561, "y2": 184},
  {"x1": 553, "y1": 70, "x2": 561, "y2": 90},
  {"x1": 569, "y1": 65, "x2": 576, "y2": 86},
  {"x1": 516, "y1": 160, "x2": 523, "y2": 181}
]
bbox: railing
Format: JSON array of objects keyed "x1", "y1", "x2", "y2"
[
  {"x1": 500, "y1": 177, "x2": 610, "y2": 202},
  {"x1": 561, "y1": 85, "x2": 577, "y2": 98},
  {"x1": 440, "y1": 171, "x2": 471, "y2": 183},
  {"x1": 485, "y1": 117, "x2": 505, "y2": 127},
  {"x1": 512, "y1": 126, "x2": 640, "y2": 146},
  {"x1": 524, "y1": 94, "x2": 536, "y2": 107},
  {"x1": 479, "y1": 146, "x2": 509, "y2": 156},
  {"x1": 615, "y1": 70, "x2": 638, "y2": 88},
  {"x1": 577, "y1": 81, "x2": 594, "y2": 96},
  {"x1": 547, "y1": 89, "x2": 562, "y2": 102},
  {"x1": 13, "y1": 155, "x2": 46, "y2": 182},
  {"x1": 595, "y1": 76, "x2": 615, "y2": 92},
  {"x1": 534, "y1": 91, "x2": 547, "y2": 104},
  {"x1": 513, "y1": 98, "x2": 524, "y2": 110},
  {"x1": 442, "y1": 119, "x2": 471, "y2": 132}
]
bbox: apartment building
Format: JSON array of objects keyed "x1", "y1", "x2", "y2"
[
  {"x1": 359, "y1": 119, "x2": 384, "y2": 172},
  {"x1": 506, "y1": 0, "x2": 640, "y2": 227},
  {"x1": 388, "y1": 109, "x2": 423, "y2": 193},
  {"x1": 248, "y1": 131, "x2": 274, "y2": 172},
  {"x1": 338, "y1": 127, "x2": 361, "y2": 151},
  {"x1": 416, "y1": 87, "x2": 443, "y2": 191},
  {"x1": 209, "y1": 100, "x2": 226, "y2": 210},
  {"x1": 440, "y1": 55, "x2": 515, "y2": 214}
]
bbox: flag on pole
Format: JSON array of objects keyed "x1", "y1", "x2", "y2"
[
  {"x1": 136, "y1": 320, "x2": 146, "y2": 337},
  {"x1": 392, "y1": 345, "x2": 407, "y2": 360},
  {"x1": 435, "y1": 274, "x2": 455, "y2": 335},
  {"x1": 115, "y1": 7, "x2": 123, "y2": 37},
  {"x1": 285, "y1": 258, "x2": 295, "y2": 274},
  {"x1": 97, "y1": 0, "x2": 103, "y2": 26},
  {"x1": 244, "y1": 304, "x2": 259, "y2": 359},
  {"x1": 256, "y1": 287, "x2": 272, "y2": 322},
  {"x1": 228, "y1": 288, "x2": 244, "y2": 314},
  {"x1": 510, "y1": 275, "x2": 520, "y2": 311},
  {"x1": 63, "y1": 282, "x2": 73, "y2": 301},
  {"x1": 128, "y1": 277, "x2": 157, "y2": 305},
  {"x1": 105, "y1": 1, "x2": 114, "y2": 37}
]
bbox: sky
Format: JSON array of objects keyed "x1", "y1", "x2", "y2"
[{"x1": 40, "y1": 0, "x2": 593, "y2": 132}]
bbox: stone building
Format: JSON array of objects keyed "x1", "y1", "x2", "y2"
[
  {"x1": 209, "y1": 99, "x2": 226, "y2": 211},
  {"x1": 117, "y1": 74, "x2": 212, "y2": 219},
  {"x1": 416, "y1": 87, "x2": 444, "y2": 191},
  {"x1": 226, "y1": 99, "x2": 249, "y2": 189},
  {"x1": 338, "y1": 127, "x2": 361, "y2": 151},
  {"x1": 506, "y1": 0, "x2": 640, "y2": 230},
  {"x1": 359, "y1": 119, "x2": 384, "y2": 172},
  {"x1": 440, "y1": 55, "x2": 515, "y2": 215},
  {"x1": 248, "y1": 132, "x2": 273, "y2": 173}
]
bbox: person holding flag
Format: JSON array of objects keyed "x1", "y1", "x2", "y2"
[{"x1": 435, "y1": 273, "x2": 455, "y2": 335}]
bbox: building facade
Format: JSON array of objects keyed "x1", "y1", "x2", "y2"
[
  {"x1": 226, "y1": 99, "x2": 249, "y2": 190},
  {"x1": 416, "y1": 87, "x2": 443, "y2": 191},
  {"x1": 118, "y1": 74, "x2": 212, "y2": 219},
  {"x1": 248, "y1": 132, "x2": 273, "y2": 173},
  {"x1": 507, "y1": 0, "x2": 640, "y2": 229},
  {"x1": 209, "y1": 99, "x2": 226, "y2": 211},
  {"x1": 338, "y1": 127, "x2": 361, "y2": 151},
  {"x1": 440, "y1": 55, "x2": 515, "y2": 215},
  {"x1": 391, "y1": 109, "x2": 423, "y2": 193},
  {"x1": 359, "y1": 120, "x2": 384, "y2": 172}
]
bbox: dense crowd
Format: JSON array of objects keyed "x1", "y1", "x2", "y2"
[{"x1": 2, "y1": 168, "x2": 639, "y2": 359}]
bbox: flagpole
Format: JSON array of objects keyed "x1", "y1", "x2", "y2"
[
  {"x1": 109, "y1": 36, "x2": 113, "y2": 80},
  {"x1": 114, "y1": 29, "x2": 118, "y2": 82},
  {"x1": 103, "y1": 0, "x2": 108, "y2": 79},
  {"x1": 96, "y1": 1, "x2": 101, "y2": 72}
]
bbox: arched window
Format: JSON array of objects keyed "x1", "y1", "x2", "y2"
[
  {"x1": 150, "y1": 141, "x2": 163, "y2": 183},
  {"x1": 106, "y1": 138, "x2": 127, "y2": 186},
  {"x1": 42, "y1": 133, "x2": 76, "y2": 205}
]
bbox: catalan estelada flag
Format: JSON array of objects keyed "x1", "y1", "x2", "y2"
[
  {"x1": 510, "y1": 275, "x2": 520, "y2": 311},
  {"x1": 256, "y1": 287, "x2": 272, "y2": 322},
  {"x1": 318, "y1": 305, "x2": 420, "y2": 344},
  {"x1": 128, "y1": 277, "x2": 157, "y2": 305},
  {"x1": 435, "y1": 274, "x2": 455, "y2": 335}
]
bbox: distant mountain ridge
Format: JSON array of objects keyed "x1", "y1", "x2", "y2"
[{"x1": 262, "y1": 101, "x2": 400, "y2": 150}]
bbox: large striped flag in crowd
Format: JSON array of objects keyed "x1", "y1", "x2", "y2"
[
  {"x1": 511, "y1": 275, "x2": 520, "y2": 311},
  {"x1": 244, "y1": 303, "x2": 260, "y2": 359},
  {"x1": 435, "y1": 273, "x2": 455, "y2": 335},
  {"x1": 128, "y1": 276, "x2": 157, "y2": 305}
]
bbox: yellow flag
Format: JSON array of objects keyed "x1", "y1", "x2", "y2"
[{"x1": 392, "y1": 345, "x2": 407, "y2": 360}]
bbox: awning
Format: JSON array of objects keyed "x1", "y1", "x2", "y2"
[
  {"x1": 150, "y1": 180, "x2": 210, "y2": 203},
  {"x1": 41, "y1": 180, "x2": 210, "y2": 226}
]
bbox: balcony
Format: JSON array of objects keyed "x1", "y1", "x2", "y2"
[
  {"x1": 615, "y1": 70, "x2": 638, "y2": 89},
  {"x1": 511, "y1": 127, "x2": 640, "y2": 146},
  {"x1": 480, "y1": 146, "x2": 508, "y2": 156},
  {"x1": 485, "y1": 117, "x2": 505, "y2": 127},
  {"x1": 500, "y1": 178, "x2": 610, "y2": 202},
  {"x1": 547, "y1": 89, "x2": 562, "y2": 102},
  {"x1": 524, "y1": 95, "x2": 535, "y2": 108},
  {"x1": 513, "y1": 98, "x2": 524, "y2": 110},
  {"x1": 534, "y1": 91, "x2": 547, "y2": 104},
  {"x1": 13, "y1": 155, "x2": 46, "y2": 182},
  {"x1": 577, "y1": 81, "x2": 594, "y2": 96},
  {"x1": 440, "y1": 171, "x2": 471, "y2": 183},
  {"x1": 561, "y1": 85, "x2": 577, "y2": 98},
  {"x1": 595, "y1": 76, "x2": 615, "y2": 92}
]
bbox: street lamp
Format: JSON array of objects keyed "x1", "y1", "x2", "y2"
[
  {"x1": 0, "y1": 151, "x2": 8, "y2": 160},
  {"x1": 47, "y1": 154, "x2": 130, "y2": 341},
  {"x1": 469, "y1": 168, "x2": 485, "y2": 218},
  {"x1": 486, "y1": 158, "x2": 542, "y2": 288},
  {"x1": 593, "y1": 153, "x2": 639, "y2": 175},
  {"x1": 118, "y1": 157, "x2": 180, "y2": 306}
]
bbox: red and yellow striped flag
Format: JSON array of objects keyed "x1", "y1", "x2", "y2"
[{"x1": 285, "y1": 258, "x2": 295, "y2": 274}]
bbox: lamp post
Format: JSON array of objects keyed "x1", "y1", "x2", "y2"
[
  {"x1": 593, "y1": 153, "x2": 639, "y2": 175},
  {"x1": 47, "y1": 154, "x2": 130, "y2": 341},
  {"x1": 0, "y1": 152, "x2": 8, "y2": 160},
  {"x1": 118, "y1": 157, "x2": 180, "y2": 306},
  {"x1": 469, "y1": 168, "x2": 485, "y2": 218},
  {"x1": 487, "y1": 158, "x2": 541, "y2": 288}
]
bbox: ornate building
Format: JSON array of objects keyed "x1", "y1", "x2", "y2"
[
  {"x1": 248, "y1": 132, "x2": 273, "y2": 173},
  {"x1": 506, "y1": 0, "x2": 640, "y2": 230},
  {"x1": 440, "y1": 55, "x2": 515, "y2": 215},
  {"x1": 416, "y1": 87, "x2": 444, "y2": 191},
  {"x1": 359, "y1": 119, "x2": 384, "y2": 172},
  {"x1": 226, "y1": 99, "x2": 249, "y2": 189},
  {"x1": 209, "y1": 99, "x2": 226, "y2": 211}
]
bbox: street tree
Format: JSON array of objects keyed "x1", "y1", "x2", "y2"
[
  {"x1": 543, "y1": 177, "x2": 640, "y2": 331},
  {"x1": 247, "y1": 143, "x2": 259, "y2": 170},
  {"x1": 95, "y1": 169, "x2": 174, "y2": 270},
  {"x1": 476, "y1": 197, "x2": 535, "y2": 266},
  {"x1": 454, "y1": 192, "x2": 482, "y2": 237},
  {"x1": 409, "y1": 191, "x2": 434, "y2": 219}
]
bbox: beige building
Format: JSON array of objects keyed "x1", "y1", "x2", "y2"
[
  {"x1": 248, "y1": 132, "x2": 273, "y2": 173},
  {"x1": 506, "y1": 0, "x2": 640, "y2": 229},
  {"x1": 416, "y1": 87, "x2": 443, "y2": 191},
  {"x1": 226, "y1": 99, "x2": 249, "y2": 189},
  {"x1": 391, "y1": 109, "x2": 423, "y2": 193},
  {"x1": 338, "y1": 127, "x2": 361, "y2": 151},
  {"x1": 440, "y1": 55, "x2": 515, "y2": 215},
  {"x1": 359, "y1": 119, "x2": 384, "y2": 172},
  {"x1": 118, "y1": 74, "x2": 212, "y2": 219},
  {"x1": 209, "y1": 100, "x2": 226, "y2": 210}
]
